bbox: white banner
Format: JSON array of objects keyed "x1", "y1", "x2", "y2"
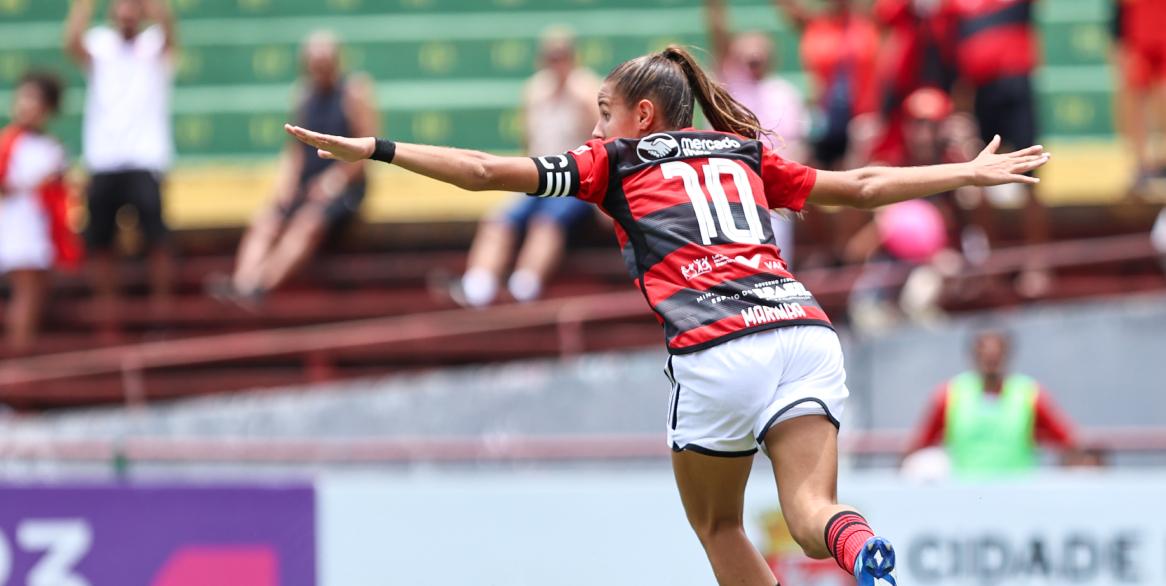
[
  {"x1": 317, "y1": 470, "x2": 1166, "y2": 586},
  {"x1": 824, "y1": 474, "x2": 1166, "y2": 586}
]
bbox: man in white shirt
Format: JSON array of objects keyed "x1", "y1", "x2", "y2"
[{"x1": 65, "y1": 0, "x2": 176, "y2": 335}]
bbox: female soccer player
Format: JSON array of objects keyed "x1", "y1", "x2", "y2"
[{"x1": 285, "y1": 46, "x2": 1048, "y2": 586}]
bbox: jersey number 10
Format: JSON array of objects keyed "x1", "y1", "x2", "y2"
[{"x1": 661, "y1": 158, "x2": 766, "y2": 245}]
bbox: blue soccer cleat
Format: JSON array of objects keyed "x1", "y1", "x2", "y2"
[{"x1": 853, "y1": 535, "x2": 897, "y2": 585}]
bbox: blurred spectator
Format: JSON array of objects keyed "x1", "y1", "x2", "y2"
[
  {"x1": 0, "y1": 72, "x2": 79, "y2": 354},
  {"x1": 948, "y1": 0, "x2": 1052, "y2": 297},
  {"x1": 868, "y1": 0, "x2": 957, "y2": 163},
  {"x1": 706, "y1": 0, "x2": 808, "y2": 157},
  {"x1": 449, "y1": 27, "x2": 599, "y2": 307},
  {"x1": 774, "y1": 0, "x2": 879, "y2": 170},
  {"x1": 844, "y1": 199, "x2": 952, "y2": 331},
  {"x1": 705, "y1": 0, "x2": 808, "y2": 263},
  {"x1": 845, "y1": 88, "x2": 985, "y2": 331},
  {"x1": 855, "y1": 87, "x2": 992, "y2": 257},
  {"x1": 65, "y1": 0, "x2": 176, "y2": 335},
  {"x1": 209, "y1": 31, "x2": 378, "y2": 308},
  {"x1": 774, "y1": 0, "x2": 880, "y2": 269},
  {"x1": 1113, "y1": 0, "x2": 1166, "y2": 194},
  {"x1": 907, "y1": 329, "x2": 1077, "y2": 477}
]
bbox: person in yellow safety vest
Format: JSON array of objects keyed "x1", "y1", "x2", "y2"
[{"x1": 907, "y1": 329, "x2": 1077, "y2": 475}]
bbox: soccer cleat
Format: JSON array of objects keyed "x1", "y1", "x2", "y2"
[{"x1": 853, "y1": 535, "x2": 897, "y2": 586}]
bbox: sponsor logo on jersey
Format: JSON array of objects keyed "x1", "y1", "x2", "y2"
[
  {"x1": 681, "y1": 257, "x2": 714, "y2": 281},
  {"x1": 636, "y1": 133, "x2": 681, "y2": 162},
  {"x1": 741, "y1": 302, "x2": 808, "y2": 327},
  {"x1": 681, "y1": 254, "x2": 741, "y2": 280},
  {"x1": 734, "y1": 254, "x2": 762, "y2": 269},
  {"x1": 680, "y1": 136, "x2": 742, "y2": 156},
  {"x1": 637, "y1": 133, "x2": 743, "y2": 162},
  {"x1": 744, "y1": 281, "x2": 813, "y2": 302},
  {"x1": 764, "y1": 260, "x2": 783, "y2": 270}
]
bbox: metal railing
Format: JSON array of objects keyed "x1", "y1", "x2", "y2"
[{"x1": 0, "y1": 233, "x2": 1159, "y2": 405}]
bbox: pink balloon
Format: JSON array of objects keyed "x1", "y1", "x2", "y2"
[{"x1": 876, "y1": 200, "x2": 948, "y2": 262}]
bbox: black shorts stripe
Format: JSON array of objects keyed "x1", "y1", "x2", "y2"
[
  {"x1": 757, "y1": 397, "x2": 842, "y2": 444},
  {"x1": 670, "y1": 383, "x2": 681, "y2": 430},
  {"x1": 672, "y1": 442, "x2": 758, "y2": 458},
  {"x1": 665, "y1": 356, "x2": 681, "y2": 430}
]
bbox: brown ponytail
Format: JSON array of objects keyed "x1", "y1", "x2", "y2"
[{"x1": 605, "y1": 45, "x2": 769, "y2": 141}]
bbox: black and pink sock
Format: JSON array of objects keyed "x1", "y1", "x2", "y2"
[{"x1": 824, "y1": 510, "x2": 875, "y2": 574}]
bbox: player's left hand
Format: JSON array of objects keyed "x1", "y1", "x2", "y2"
[
  {"x1": 284, "y1": 124, "x2": 374, "y2": 163},
  {"x1": 968, "y1": 134, "x2": 1050, "y2": 186}
]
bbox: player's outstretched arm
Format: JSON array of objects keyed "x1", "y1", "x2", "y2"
[
  {"x1": 808, "y1": 135, "x2": 1050, "y2": 209},
  {"x1": 284, "y1": 124, "x2": 539, "y2": 193}
]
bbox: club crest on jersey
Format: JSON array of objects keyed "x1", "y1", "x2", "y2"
[{"x1": 636, "y1": 133, "x2": 681, "y2": 162}]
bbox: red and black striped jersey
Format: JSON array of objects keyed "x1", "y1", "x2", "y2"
[
  {"x1": 529, "y1": 129, "x2": 832, "y2": 354},
  {"x1": 951, "y1": 0, "x2": 1037, "y2": 85}
]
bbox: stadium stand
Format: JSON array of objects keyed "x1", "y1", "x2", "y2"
[
  {"x1": 0, "y1": 0, "x2": 1161, "y2": 408},
  {"x1": 0, "y1": 0, "x2": 1128, "y2": 224}
]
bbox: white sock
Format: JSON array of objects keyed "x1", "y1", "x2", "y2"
[
  {"x1": 461, "y1": 268, "x2": 498, "y2": 308},
  {"x1": 507, "y1": 269, "x2": 542, "y2": 303}
]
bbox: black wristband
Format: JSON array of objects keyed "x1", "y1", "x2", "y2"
[{"x1": 370, "y1": 138, "x2": 396, "y2": 164}]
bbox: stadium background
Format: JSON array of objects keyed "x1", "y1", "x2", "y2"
[
  {"x1": 0, "y1": 0, "x2": 1164, "y2": 585},
  {"x1": 0, "y1": 0, "x2": 1128, "y2": 224}
]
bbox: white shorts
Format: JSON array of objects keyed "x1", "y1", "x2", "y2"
[
  {"x1": 665, "y1": 325, "x2": 849, "y2": 457},
  {"x1": 0, "y1": 193, "x2": 53, "y2": 273}
]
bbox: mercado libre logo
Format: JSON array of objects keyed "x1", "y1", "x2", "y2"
[
  {"x1": 758, "y1": 508, "x2": 851, "y2": 586},
  {"x1": 636, "y1": 133, "x2": 680, "y2": 162}
]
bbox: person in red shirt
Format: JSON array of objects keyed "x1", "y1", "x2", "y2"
[
  {"x1": 949, "y1": 0, "x2": 1052, "y2": 296},
  {"x1": 774, "y1": 0, "x2": 880, "y2": 169},
  {"x1": 907, "y1": 329, "x2": 1076, "y2": 474},
  {"x1": 868, "y1": 0, "x2": 958, "y2": 163},
  {"x1": 286, "y1": 45, "x2": 1048, "y2": 586},
  {"x1": 775, "y1": 0, "x2": 882, "y2": 267},
  {"x1": 844, "y1": 88, "x2": 985, "y2": 331},
  {"x1": 853, "y1": 87, "x2": 992, "y2": 249},
  {"x1": 1116, "y1": 0, "x2": 1166, "y2": 190}
]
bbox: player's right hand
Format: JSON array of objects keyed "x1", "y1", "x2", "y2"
[
  {"x1": 284, "y1": 124, "x2": 374, "y2": 163},
  {"x1": 968, "y1": 135, "x2": 1050, "y2": 187}
]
